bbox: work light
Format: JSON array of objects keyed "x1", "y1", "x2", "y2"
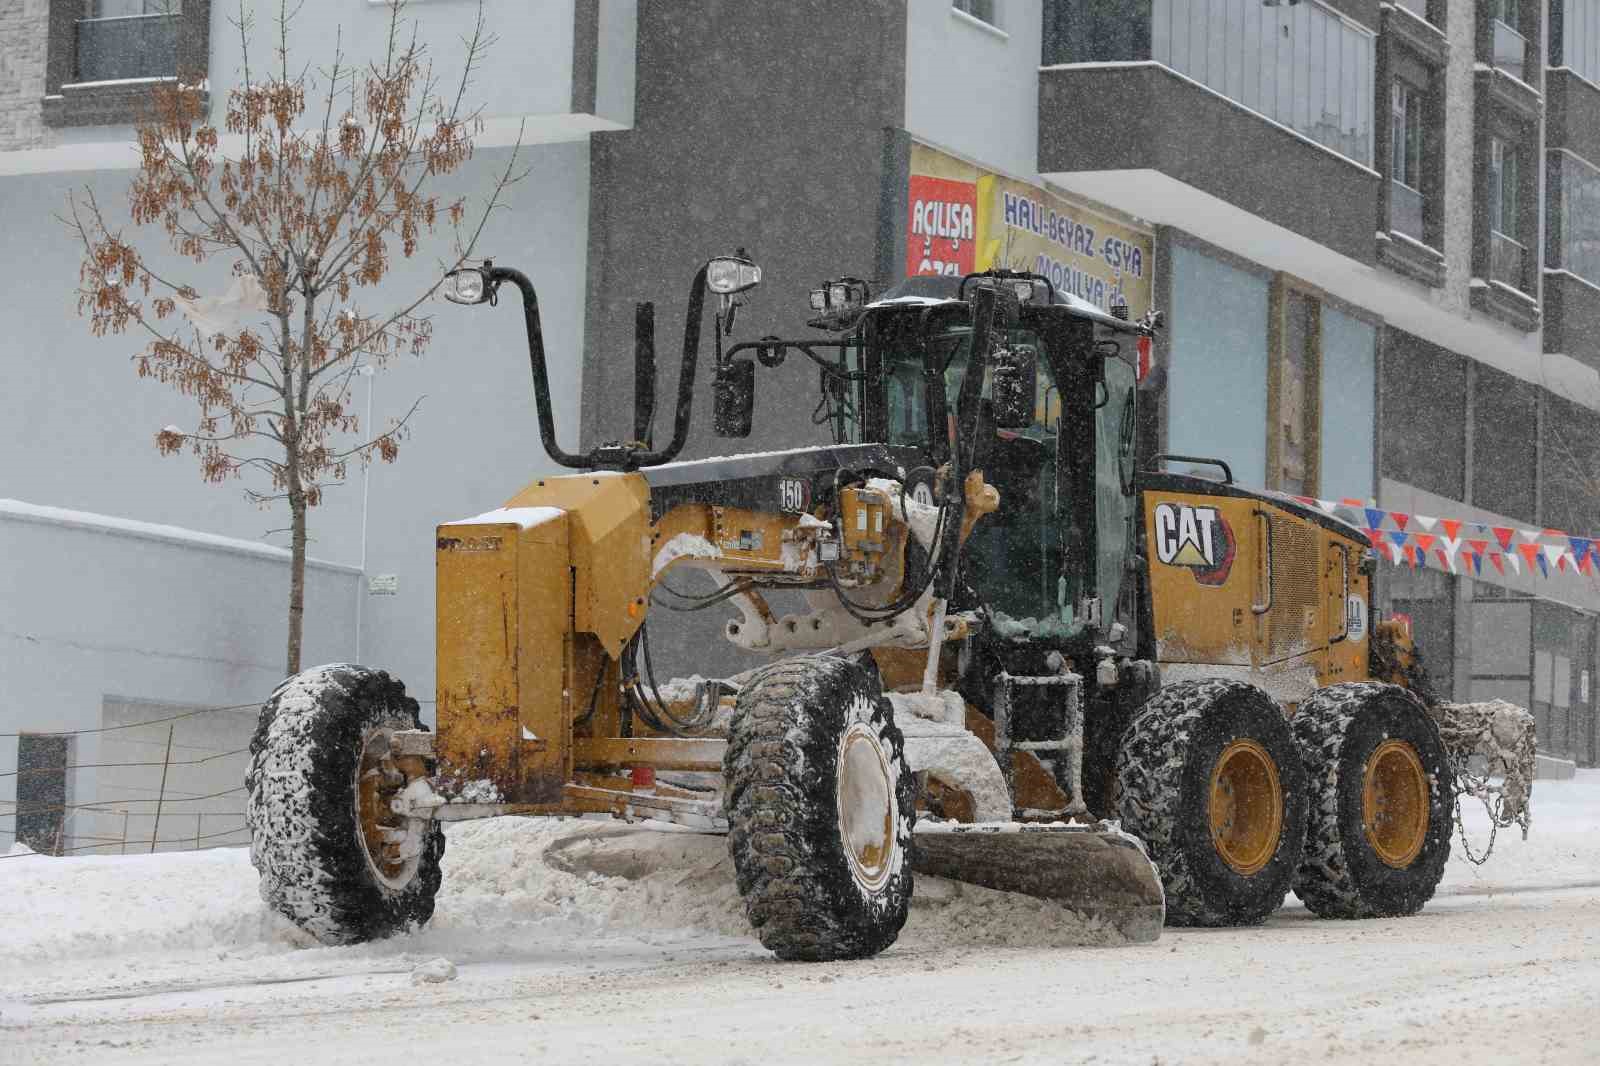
[{"x1": 706, "y1": 256, "x2": 762, "y2": 295}]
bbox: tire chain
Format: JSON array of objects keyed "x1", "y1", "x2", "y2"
[
  {"x1": 1115, "y1": 677, "x2": 1239, "y2": 927},
  {"x1": 1291, "y1": 682, "x2": 1450, "y2": 919},
  {"x1": 723, "y1": 657, "x2": 910, "y2": 961}
]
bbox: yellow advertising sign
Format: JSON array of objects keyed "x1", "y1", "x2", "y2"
[{"x1": 907, "y1": 143, "x2": 1155, "y2": 320}]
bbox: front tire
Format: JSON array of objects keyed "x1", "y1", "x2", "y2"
[
  {"x1": 1117, "y1": 679, "x2": 1307, "y2": 926},
  {"x1": 245, "y1": 664, "x2": 445, "y2": 945},
  {"x1": 724, "y1": 656, "x2": 915, "y2": 961},
  {"x1": 1292, "y1": 683, "x2": 1453, "y2": 918}
]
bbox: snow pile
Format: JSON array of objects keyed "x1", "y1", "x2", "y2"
[{"x1": 3, "y1": 772, "x2": 1594, "y2": 1007}]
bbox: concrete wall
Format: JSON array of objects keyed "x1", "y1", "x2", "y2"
[
  {"x1": 0, "y1": 500, "x2": 358, "y2": 852},
  {"x1": 0, "y1": 140, "x2": 591, "y2": 709},
  {"x1": 905, "y1": 0, "x2": 1040, "y2": 179},
  {"x1": 579, "y1": 0, "x2": 906, "y2": 675}
]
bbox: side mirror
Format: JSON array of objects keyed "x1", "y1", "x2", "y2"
[
  {"x1": 442, "y1": 265, "x2": 494, "y2": 305},
  {"x1": 713, "y1": 359, "x2": 755, "y2": 437},
  {"x1": 990, "y1": 343, "x2": 1037, "y2": 429}
]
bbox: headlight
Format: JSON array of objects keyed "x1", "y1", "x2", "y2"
[
  {"x1": 707, "y1": 257, "x2": 762, "y2": 295},
  {"x1": 443, "y1": 267, "x2": 489, "y2": 305}
]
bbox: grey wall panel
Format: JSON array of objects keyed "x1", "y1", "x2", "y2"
[{"x1": 1038, "y1": 64, "x2": 1379, "y2": 265}]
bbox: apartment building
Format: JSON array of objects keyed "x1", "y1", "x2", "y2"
[{"x1": 2, "y1": 0, "x2": 1593, "y2": 852}]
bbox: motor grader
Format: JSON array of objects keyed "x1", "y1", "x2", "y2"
[{"x1": 245, "y1": 255, "x2": 1473, "y2": 960}]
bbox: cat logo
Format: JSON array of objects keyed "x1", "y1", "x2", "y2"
[{"x1": 1153, "y1": 502, "x2": 1236, "y2": 586}]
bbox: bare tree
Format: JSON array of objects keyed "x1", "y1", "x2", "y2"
[{"x1": 65, "y1": 0, "x2": 523, "y2": 674}]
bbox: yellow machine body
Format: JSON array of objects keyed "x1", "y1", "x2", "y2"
[{"x1": 1143, "y1": 487, "x2": 1370, "y2": 699}]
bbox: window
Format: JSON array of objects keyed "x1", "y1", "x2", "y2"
[
  {"x1": 76, "y1": 1, "x2": 183, "y2": 83},
  {"x1": 1489, "y1": 137, "x2": 1524, "y2": 286},
  {"x1": 1552, "y1": 151, "x2": 1600, "y2": 287},
  {"x1": 1390, "y1": 80, "x2": 1425, "y2": 241},
  {"x1": 1044, "y1": 0, "x2": 1376, "y2": 167},
  {"x1": 952, "y1": 0, "x2": 998, "y2": 28},
  {"x1": 1491, "y1": 0, "x2": 1530, "y2": 81},
  {"x1": 43, "y1": 0, "x2": 209, "y2": 127},
  {"x1": 1555, "y1": 0, "x2": 1600, "y2": 84}
]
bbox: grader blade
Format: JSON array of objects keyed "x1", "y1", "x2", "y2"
[{"x1": 912, "y1": 822, "x2": 1165, "y2": 943}]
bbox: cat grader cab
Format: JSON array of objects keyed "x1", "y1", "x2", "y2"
[{"x1": 245, "y1": 254, "x2": 1468, "y2": 960}]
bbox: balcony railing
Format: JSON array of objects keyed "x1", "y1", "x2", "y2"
[
  {"x1": 74, "y1": 12, "x2": 179, "y2": 84},
  {"x1": 1390, "y1": 182, "x2": 1425, "y2": 243},
  {"x1": 1490, "y1": 230, "x2": 1526, "y2": 289},
  {"x1": 1492, "y1": 19, "x2": 1527, "y2": 84},
  {"x1": 1395, "y1": 0, "x2": 1429, "y2": 22}
]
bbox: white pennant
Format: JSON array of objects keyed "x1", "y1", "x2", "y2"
[{"x1": 1413, "y1": 514, "x2": 1437, "y2": 532}]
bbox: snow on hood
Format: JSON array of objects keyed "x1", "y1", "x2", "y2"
[{"x1": 447, "y1": 506, "x2": 564, "y2": 530}]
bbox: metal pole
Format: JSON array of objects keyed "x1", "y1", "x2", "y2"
[
  {"x1": 354, "y1": 363, "x2": 375, "y2": 666},
  {"x1": 149, "y1": 725, "x2": 174, "y2": 854},
  {"x1": 121, "y1": 810, "x2": 129, "y2": 855},
  {"x1": 195, "y1": 812, "x2": 202, "y2": 850}
]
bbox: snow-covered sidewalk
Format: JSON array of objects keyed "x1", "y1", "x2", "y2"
[{"x1": 2, "y1": 772, "x2": 1597, "y2": 1064}]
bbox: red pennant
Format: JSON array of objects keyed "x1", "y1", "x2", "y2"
[
  {"x1": 1494, "y1": 527, "x2": 1517, "y2": 551},
  {"x1": 1580, "y1": 552, "x2": 1594, "y2": 576},
  {"x1": 1468, "y1": 538, "x2": 1490, "y2": 557},
  {"x1": 1559, "y1": 553, "x2": 1570, "y2": 573},
  {"x1": 1406, "y1": 545, "x2": 1419, "y2": 569},
  {"x1": 1413, "y1": 533, "x2": 1436, "y2": 553},
  {"x1": 1340, "y1": 498, "x2": 1364, "y2": 507},
  {"x1": 1434, "y1": 549, "x2": 1451, "y2": 570},
  {"x1": 1391, "y1": 513, "x2": 1411, "y2": 531},
  {"x1": 1440, "y1": 519, "x2": 1462, "y2": 541},
  {"x1": 1490, "y1": 553, "x2": 1505, "y2": 575},
  {"x1": 1517, "y1": 542, "x2": 1541, "y2": 570}
]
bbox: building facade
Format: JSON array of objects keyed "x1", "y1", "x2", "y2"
[{"x1": 3, "y1": 0, "x2": 1596, "y2": 851}]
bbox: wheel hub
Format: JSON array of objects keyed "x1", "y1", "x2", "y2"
[
  {"x1": 354, "y1": 729, "x2": 427, "y2": 890},
  {"x1": 836, "y1": 722, "x2": 897, "y2": 892},
  {"x1": 1208, "y1": 738, "x2": 1283, "y2": 876},
  {"x1": 1363, "y1": 739, "x2": 1429, "y2": 868}
]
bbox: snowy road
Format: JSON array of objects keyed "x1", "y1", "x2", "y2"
[{"x1": 4, "y1": 773, "x2": 1598, "y2": 1066}]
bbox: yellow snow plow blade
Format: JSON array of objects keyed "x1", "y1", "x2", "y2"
[{"x1": 912, "y1": 821, "x2": 1166, "y2": 942}]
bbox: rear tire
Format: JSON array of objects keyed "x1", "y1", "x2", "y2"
[
  {"x1": 245, "y1": 664, "x2": 445, "y2": 945},
  {"x1": 1117, "y1": 679, "x2": 1307, "y2": 927},
  {"x1": 1292, "y1": 683, "x2": 1453, "y2": 918},
  {"x1": 724, "y1": 656, "x2": 915, "y2": 961}
]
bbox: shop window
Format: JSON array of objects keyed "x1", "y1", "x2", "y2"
[
  {"x1": 1469, "y1": 591, "x2": 1530, "y2": 710},
  {"x1": 1166, "y1": 243, "x2": 1270, "y2": 487},
  {"x1": 1319, "y1": 306, "x2": 1376, "y2": 502},
  {"x1": 1471, "y1": 366, "x2": 1538, "y2": 524},
  {"x1": 1385, "y1": 566, "x2": 1455, "y2": 701}
]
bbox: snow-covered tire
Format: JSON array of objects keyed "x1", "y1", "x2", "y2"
[
  {"x1": 1117, "y1": 679, "x2": 1307, "y2": 927},
  {"x1": 245, "y1": 664, "x2": 445, "y2": 945},
  {"x1": 724, "y1": 656, "x2": 915, "y2": 961},
  {"x1": 1292, "y1": 683, "x2": 1453, "y2": 919}
]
